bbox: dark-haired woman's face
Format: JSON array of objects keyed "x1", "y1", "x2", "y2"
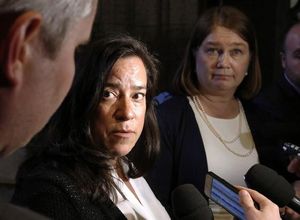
[
  {"x1": 195, "y1": 26, "x2": 250, "y2": 95},
  {"x1": 92, "y1": 56, "x2": 147, "y2": 158}
]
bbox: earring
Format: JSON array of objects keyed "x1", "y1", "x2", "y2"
[{"x1": 245, "y1": 72, "x2": 248, "y2": 76}]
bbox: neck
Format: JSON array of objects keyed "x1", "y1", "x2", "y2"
[
  {"x1": 196, "y1": 94, "x2": 239, "y2": 118},
  {"x1": 115, "y1": 159, "x2": 128, "y2": 181},
  {"x1": 200, "y1": 93, "x2": 235, "y2": 103}
]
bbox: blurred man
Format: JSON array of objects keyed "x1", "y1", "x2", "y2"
[
  {"x1": 253, "y1": 21, "x2": 300, "y2": 220},
  {"x1": 0, "y1": 0, "x2": 98, "y2": 218},
  {"x1": 253, "y1": 21, "x2": 300, "y2": 184},
  {"x1": 283, "y1": 21, "x2": 300, "y2": 177}
]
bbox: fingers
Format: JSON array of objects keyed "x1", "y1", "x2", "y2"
[
  {"x1": 237, "y1": 186, "x2": 279, "y2": 210},
  {"x1": 287, "y1": 158, "x2": 300, "y2": 173},
  {"x1": 238, "y1": 187, "x2": 281, "y2": 220},
  {"x1": 288, "y1": 157, "x2": 300, "y2": 175},
  {"x1": 244, "y1": 188, "x2": 269, "y2": 207},
  {"x1": 239, "y1": 189, "x2": 255, "y2": 209}
]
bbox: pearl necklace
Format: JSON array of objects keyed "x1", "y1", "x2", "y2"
[{"x1": 192, "y1": 96, "x2": 254, "y2": 157}]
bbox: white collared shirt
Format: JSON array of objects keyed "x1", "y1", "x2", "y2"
[{"x1": 112, "y1": 170, "x2": 170, "y2": 220}]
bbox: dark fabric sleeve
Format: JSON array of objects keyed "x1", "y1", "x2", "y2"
[
  {"x1": 146, "y1": 96, "x2": 209, "y2": 217},
  {"x1": 243, "y1": 98, "x2": 300, "y2": 183},
  {"x1": 146, "y1": 103, "x2": 175, "y2": 216},
  {"x1": 12, "y1": 178, "x2": 81, "y2": 220},
  {"x1": 0, "y1": 202, "x2": 49, "y2": 220},
  {"x1": 11, "y1": 166, "x2": 126, "y2": 220}
]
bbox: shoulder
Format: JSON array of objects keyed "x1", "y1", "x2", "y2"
[
  {"x1": 16, "y1": 161, "x2": 74, "y2": 188},
  {"x1": 0, "y1": 202, "x2": 49, "y2": 220},
  {"x1": 253, "y1": 75, "x2": 295, "y2": 106},
  {"x1": 13, "y1": 158, "x2": 126, "y2": 220},
  {"x1": 13, "y1": 160, "x2": 82, "y2": 207},
  {"x1": 154, "y1": 92, "x2": 194, "y2": 123},
  {"x1": 154, "y1": 92, "x2": 190, "y2": 111},
  {"x1": 154, "y1": 93, "x2": 198, "y2": 133}
]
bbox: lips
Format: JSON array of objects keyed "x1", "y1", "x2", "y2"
[
  {"x1": 212, "y1": 74, "x2": 232, "y2": 79},
  {"x1": 111, "y1": 129, "x2": 135, "y2": 138}
]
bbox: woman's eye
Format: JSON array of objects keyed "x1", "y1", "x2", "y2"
[
  {"x1": 206, "y1": 48, "x2": 219, "y2": 56},
  {"x1": 102, "y1": 90, "x2": 115, "y2": 99},
  {"x1": 133, "y1": 93, "x2": 146, "y2": 101},
  {"x1": 231, "y1": 49, "x2": 243, "y2": 56}
]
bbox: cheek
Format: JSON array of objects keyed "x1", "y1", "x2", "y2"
[
  {"x1": 290, "y1": 59, "x2": 300, "y2": 69},
  {"x1": 136, "y1": 106, "x2": 146, "y2": 132},
  {"x1": 63, "y1": 51, "x2": 76, "y2": 82},
  {"x1": 233, "y1": 59, "x2": 250, "y2": 77},
  {"x1": 54, "y1": 50, "x2": 76, "y2": 97},
  {"x1": 62, "y1": 63, "x2": 75, "y2": 92},
  {"x1": 196, "y1": 55, "x2": 213, "y2": 76},
  {"x1": 195, "y1": 55, "x2": 207, "y2": 69},
  {"x1": 93, "y1": 104, "x2": 110, "y2": 125},
  {"x1": 92, "y1": 114, "x2": 109, "y2": 145}
]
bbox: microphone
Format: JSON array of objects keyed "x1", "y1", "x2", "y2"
[
  {"x1": 245, "y1": 163, "x2": 300, "y2": 214},
  {"x1": 171, "y1": 184, "x2": 213, "y2": 220}
]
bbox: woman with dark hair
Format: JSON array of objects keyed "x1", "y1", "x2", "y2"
[
  {"x1": 146, "y1": 5, "x2": 273, "y2": 218},
  {"x1": 11, "y1": 35, "x2": 170, "y2": 220}
]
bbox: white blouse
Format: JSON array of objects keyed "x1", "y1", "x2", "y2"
[
  {"x1": 188, "y1": 97, "x2": 259, "y2": 186},
  {"x1": 112, "y1": 170, "x2": 170, "y2": 220}
]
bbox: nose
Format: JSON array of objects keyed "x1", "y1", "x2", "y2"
[
  {"x1": 216, "y1": 52, "x2": 230, "y2": 68},
  {"x1": 115, "y1": 97, "x2": 135, "y2": 121}
]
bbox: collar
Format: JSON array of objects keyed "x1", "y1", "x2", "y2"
[{"x1": 284, "y1": 73, "x2": 300, "y2": 95}]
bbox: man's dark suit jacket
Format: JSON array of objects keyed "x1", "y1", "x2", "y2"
[{"x1": 253, "y1": 74, "x2": 300, "y2": 180}]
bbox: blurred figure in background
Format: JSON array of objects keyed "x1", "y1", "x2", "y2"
[
  {"x1": 254, "y1": 20, "x2": 300, "y2": 178},
  {"x1": 254, "y1": 20, "x2": 300, "y2": 219}
]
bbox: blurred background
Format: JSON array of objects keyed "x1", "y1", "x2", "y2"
[{"x1": 92, "y1": 0, "x2": 300, "y2": 91}]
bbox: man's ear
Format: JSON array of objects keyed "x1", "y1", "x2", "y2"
[{"x1": 1, "y1": 11, "x2": 42, "y2": 87}]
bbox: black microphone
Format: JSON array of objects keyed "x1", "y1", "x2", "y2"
[
  {"x1": 171, "y1": 184, "x2": 213, "y2": 220},
  {"x1": 245, "y1": 164, "x2": 300, "y2": 214}
]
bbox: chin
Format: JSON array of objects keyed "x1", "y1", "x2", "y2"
[
  {"x1": 118, "y1": 150, "x2": 132, "y2": 157},
  {"x1": 113, "y1": 146, "x2": 134, "y2": 157}
]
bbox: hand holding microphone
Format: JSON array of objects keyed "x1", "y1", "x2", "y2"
[
  {"x1": 238, "y1": 187, "x2": 280, "y2": 220},
  {"x1": 245, "y1": 163, "x2": 300, "y2": 214},
  {"x1": 170, "y1": 174, "x2": 282, "y2": 220}
]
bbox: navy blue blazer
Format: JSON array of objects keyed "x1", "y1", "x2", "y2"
[{"x1": 146, "y1": 92, "x2": 296, "y2": 215}]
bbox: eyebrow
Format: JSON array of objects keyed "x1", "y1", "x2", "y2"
[
  {"x1": 104, "y1": 82, "x2": 147, "y2": 90},
  {"x1": 204, "y1": 41, "x2": 247, "y2": 47}
]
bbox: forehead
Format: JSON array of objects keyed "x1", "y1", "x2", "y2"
[
  {"x1": 107, "y1": 56, "x2": 147, "y2": 85},
  {"x1": 285, "y1": 25, "x2": 300, "y2": 50},
  {"x1": 202, "y1": 26, "x2": 248, "y2": 47}
]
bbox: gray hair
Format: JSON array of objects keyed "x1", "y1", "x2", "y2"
[{"x1": 0, "y1": 0, "x2": 94, "y2": 57}]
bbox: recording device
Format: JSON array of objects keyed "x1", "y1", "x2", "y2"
[
  {"x1": 282, "y1": 142, "x2": 300, "y2": 157},
  {"x1": 245, "y1": 163, "x2": 300, "y2": 214},
  {"x1": 171, "y1": 184, "x2": 213, "y2": 220},
  {"x1": 204, "y1": 171, "x2": 246, "y2": 220}
]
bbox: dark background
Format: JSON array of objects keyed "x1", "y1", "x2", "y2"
[{"x1": 92, "y1": 0, "x2": 298, "y2": 92}]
